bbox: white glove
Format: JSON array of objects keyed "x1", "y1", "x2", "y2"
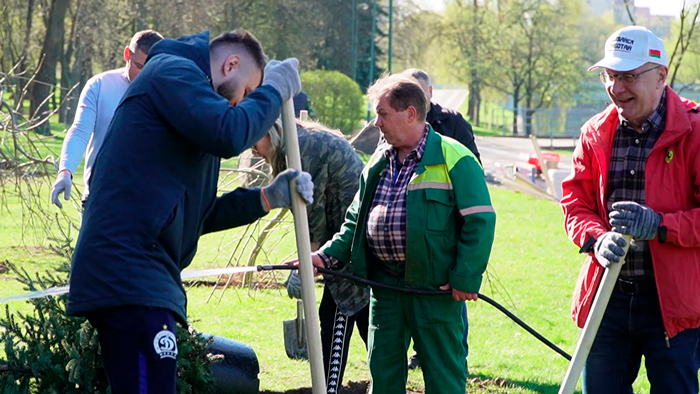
[
  {"x1": 51, "y1": 171, "x2": 73, "y2": 209},
  {"x1": 262, "y1": 59, "x2": 302, "y2": 102}
]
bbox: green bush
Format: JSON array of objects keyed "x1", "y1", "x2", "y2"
[
  {"x1": 0, "y1": 262, "x2": 215, "y2": 394},
  {"x1": 301, "y1": 70, "x2": 364, "y2": 135}
]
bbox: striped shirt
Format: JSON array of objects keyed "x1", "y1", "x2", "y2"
[
  {"x1": 365, "y1": 126, "x2": 429, "y2": 274},
  {"x1": 607, "y1": 89, "x2": 666, "y2": 278}
]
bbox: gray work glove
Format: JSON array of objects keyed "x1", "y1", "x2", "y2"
[
  {"x1": 594, "y1": 232, "x2": 628, "y2": 268},
  {"x1": 609, "y1": 201, "x2": 661, "y2": 241},
  {"x1": 262, "y1": 58, "x2": 302, "y2": 102},
  {"x1": 285, "y1": 271, "x2": 302, "y2": 299},
  {"x1": 263, "y1": 169, "x2": 314, "y2": 209},
  {"x1": 50, "y1": 171, "x2": 73, "y2": 208}
]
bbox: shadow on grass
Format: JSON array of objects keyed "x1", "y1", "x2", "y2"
[
  {"x1": 260, "y1": 380, "x2": 369, "y2": 394},
  {"x1": 468, "y1": 373, "x2": 573, "y2": 394},
  {"x1": 258, "y1": 375, "x2": 571, "y2": 394}
]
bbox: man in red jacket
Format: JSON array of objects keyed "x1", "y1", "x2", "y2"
[{"x1": 561, "y1": 26, "x2": 700, "y2": 394}]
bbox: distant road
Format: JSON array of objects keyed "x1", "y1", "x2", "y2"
[
  {"x1": 432, "y1": 89, "x2": 469, "y2": 112},
  {"x1": 430, "y1": 88, "x2": 575, "y2": 175},
  {"x1": 476, "y1": 135, "x2": 574, "y2": 176}
]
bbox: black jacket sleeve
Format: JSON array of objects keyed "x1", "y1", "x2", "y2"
[{"x1": 449, "y1": 113, "x2": 482, "y2": 164}]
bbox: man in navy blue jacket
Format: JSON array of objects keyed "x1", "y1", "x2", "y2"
[{"x1": 67, "y1": 30, "x2": 312, "y2": 394}]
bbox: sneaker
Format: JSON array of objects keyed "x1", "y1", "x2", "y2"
[{"x1": 407, "y1": 353, "x2": 421, "y2": 370}]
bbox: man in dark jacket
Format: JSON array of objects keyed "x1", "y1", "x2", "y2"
[
  {"x1": 67, "y1": 30, "x2": 312, "y2": 394},
  {"x1": 293, "y1": 90, "x2": 317, "y2": 119},
  {"x1": 403, "y1": 68, "x2": 481, "y2": 164}
]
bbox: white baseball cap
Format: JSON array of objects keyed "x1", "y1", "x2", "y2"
[{"x1": 588, "y1": 26, "x2": 668, "y2": 72}]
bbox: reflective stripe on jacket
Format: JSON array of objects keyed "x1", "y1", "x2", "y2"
[{"x1": 322, "y1": 126, "x2": 495, "y2": 293}]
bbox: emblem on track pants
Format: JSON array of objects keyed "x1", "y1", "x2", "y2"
[
  {"x1": 327, "y1": 310, "x2": 347, "y2": 393},
  {"x1": 154, "y1": 329, "x2": 178, "y2": 359}
]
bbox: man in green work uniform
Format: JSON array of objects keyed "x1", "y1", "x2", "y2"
[{"x1": 303, "y1": 74, "x2": 496, "y2": 394}]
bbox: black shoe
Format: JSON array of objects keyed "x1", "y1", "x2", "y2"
[{"x1": 407, "y1": 353, "x2": 421, "y2": 370}]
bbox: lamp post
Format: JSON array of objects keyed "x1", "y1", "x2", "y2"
[
  {"x1": 351, "y1": 0, "x2": 357, "y2": 81},
  {"x1": 367, "y1": 0, "x2": 377, "y2": 120},
  {"x1": 351, "y1": 2, "x2": 369, "y2": 83},
  {"x1": 368, "y1": 0, "x2": 377, "y2": 86},
  {"x1": 388, "y1": 0, "x2": 393, "y2": 73}
]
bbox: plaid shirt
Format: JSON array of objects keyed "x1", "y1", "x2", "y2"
[
  {"x1": 607, "y1": 90, "x2": 666, "y2": 278},
  {"x1": 365, "y1": 126, "x2": 429, "y2": 274},
  {"x1": 318, "y1": 126, "x2": 429, "y2": 273}
]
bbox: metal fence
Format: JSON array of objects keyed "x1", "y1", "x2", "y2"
[{"x1": 485, "y1": 106, "x2": 601, "y2": 139}]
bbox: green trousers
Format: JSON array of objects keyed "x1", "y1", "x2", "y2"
[{"x1": 367, "y1": 275, "x2": 466, "y2": 394}]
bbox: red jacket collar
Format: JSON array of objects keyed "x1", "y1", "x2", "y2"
[{"x1": 586, "y1": 86, "x2": 694, "y2": 154}]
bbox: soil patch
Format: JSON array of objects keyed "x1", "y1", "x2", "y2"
[
  {"x1": 8, "y1": 245, "x2": 52, "y2": 254},
  {"x1": 258, "y1": 376, "x2": 517, "y2": 394}
]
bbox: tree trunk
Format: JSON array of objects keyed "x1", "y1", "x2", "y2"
[
  {"x1": 468, "y1": 78, "x2": 480, "y2": 126},
  {"x1": 29, "y1": 0, "x2": 70, "y2": 135},
  {"x1": 525, "y1": 108, "x2": 535, "y2": 137},
  {"x1": 14, "y1": 0, "x2": 35, "y2": 113},
  {"x1": 135, "y1": 0, "x2": 149, "y2": 30},
  {"x1": 59, "y1": 0, "x2": 83, "y2": 125},
  {"x1": 469, "y1": 0, "x2": 480, "y2": 126},
  {"x1": 79, "y1": 49, "x2": 93, "y2": 91},
  {"x1": 524, "y1": 94, "x2": 533, "y2": 136},
  {"x1": 512, "y1": 86, "x2": 520, "y2": 136}
]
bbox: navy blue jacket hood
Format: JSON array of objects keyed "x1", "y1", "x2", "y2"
[
  {"x1": 67, "y1": 30, "x2": 281, "y2": 323},
  {"x1": 147, "y1": 30, "x2": 212, "y2": 82}
]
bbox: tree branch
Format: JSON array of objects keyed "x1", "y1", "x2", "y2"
[{"x1": 623, "y1": 0, "x2": 636, "y2": 25}]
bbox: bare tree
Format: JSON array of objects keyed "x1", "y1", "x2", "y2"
[
  {"x1": 667, "y1": 0, "x2": 700, "y2": 88},
  {"x1": 442, "y1": 0, "x2": 499, "y2": 125},
  {"x1": 1, "y1": 68, "x2": 80, "y2": 252},
  {"x1": 623, "y1": 0, "x2": 636, "y2": 25}
]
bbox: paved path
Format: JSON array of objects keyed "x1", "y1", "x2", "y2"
[{"x1": 477, "y1": 136, "x2": 573, "y2": 171}]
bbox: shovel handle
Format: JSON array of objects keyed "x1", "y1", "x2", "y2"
[
  {"x1": 296, "y1": 300, "x2": 304, "y2": 347},
  {"x1": 558, "y1": 234, "x2": 632, "y2": 394},
  {"x1": 281, "y1": 99, "x2": 327, "y2": 394}
]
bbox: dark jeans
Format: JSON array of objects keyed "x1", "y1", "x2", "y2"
[
  {"x1": 87, "y1": 306, "x2": 178, "y2": 394},
  {"x1": 319, "y1": 285, "x2": 370, "y2": 392},
  {"x1": 413, "y1": 302, "x2": 469, "y2": 358},
  {"x1": 582, "y1": 285, "x2": 700, "y2": 394}
]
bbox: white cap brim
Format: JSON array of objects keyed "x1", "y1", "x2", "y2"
[{"x1": 588, "y1": 57, "x2": 647, "y2": 72}]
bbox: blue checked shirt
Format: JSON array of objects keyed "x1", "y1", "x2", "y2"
[{"x1": 607, "y1": 90, "x2": 666, "y2": 278}]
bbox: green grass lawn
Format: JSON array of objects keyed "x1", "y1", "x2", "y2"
[
  {"x1": 473, "y1": 123, "x2": 500, "y2": 137},
  {"x1": 0, "y1": 124, "x2": 657, "y2": 393},
  {"x1": 0, "y1": 182, "x2": 656, "y2": 393}
]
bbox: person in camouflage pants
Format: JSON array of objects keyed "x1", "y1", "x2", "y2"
[{"x1": 252, "y1": 118, "x2": 370, "y2": 393}]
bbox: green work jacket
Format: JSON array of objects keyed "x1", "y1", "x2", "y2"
[{"x1": 321, "y1": 126, "x2": 496, "y2": 293}]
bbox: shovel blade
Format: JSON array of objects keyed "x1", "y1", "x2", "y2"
[{"x1": 283, "y1": 318, "x2": 308, "y2": 360}]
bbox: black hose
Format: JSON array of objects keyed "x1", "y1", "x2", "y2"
[{"x1": 258, "y1": 264, "x2": 572, "y2": 361}]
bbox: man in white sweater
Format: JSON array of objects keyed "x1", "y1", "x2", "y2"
[{"x1": 51, "y1": 30, "x2": 163, "y2": 208}]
